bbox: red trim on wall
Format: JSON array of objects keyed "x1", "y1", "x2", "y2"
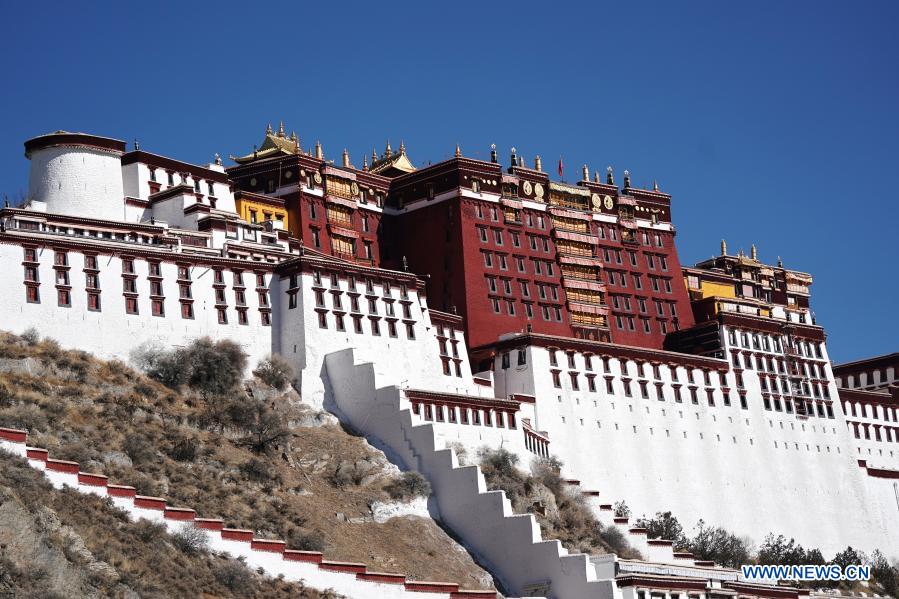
[
  {"x1": 77, "y1": 472, "x2": 108, "y2": 486},
  {"x1": 221, "y1": 528, "x2": 254, "y2": 542},
  {"x1": 194, "y1": 518, "x2": 224, "y2": 531},
  {"x1": 404, "y1": 581, "x2": 460, "y2": 592},
  {"x1": 356, "y1": 572, "x2": 406, "y2": 584},
  {"x1": 283, "y1": 550, "x2": 324, "y2": 563},
  {"x1": 163, "y1": 508, "x2": 196, "y2": 521},
  {"x1": 106, "y1": 484, "x2": 136, "y2": 498},
  {"x1": 133, "y1": 496, "x2": 166, "y2": 510},
  {"x1": 318, "y1": 560, "x2": 367, "y2": 574},
  {"x1": 0, "y1": 427, "x2": 27, "y2": 442},
  {"x1": 46, "y1": 459, "x2": 79, "y2": 473},
  {"x1": 250, "y1": 539, "x2": 287, "y2": 553}
]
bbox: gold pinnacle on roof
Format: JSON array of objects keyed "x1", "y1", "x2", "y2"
[
  {"x1": 594, "y1": 171, "x2": 600, "y2": 183},
  {"x1": 384, "y1": 140, "x2": 392, "y2": 158},
  {"x1": 535, "y1": 155, "x2": 542, "y2": 171},
  {"x1": 315, "y1": 141, "x2": 323, "y2": 160},
  {"x1": 721, "y1": 239, "x2": 727, "y2": 256},
  {"x1": 363, "y1": 155, "x2": 369, "y2": 171},
  {"x1": 278, "y1": 121, "x2": 285, "y2": 137},
  {"x1": 372, "y1": 148, "x2": 378, "y2": 162},
  {"x1": 266, "y1": 123, "x2": 273, "y2": 135},
  {"x1": 342, "y1": 148, "x2": 350, "y2": 168},
  {"x1": 455, "y1": 144, "x2": 462, "y2": 157},
  {"x1": 653, "y1": 180, "x2": 660, "y2": 192},
  {"x1": 623, "y1": 169, "x2": 631, "y2": 189},
  {"x1": 582, "y1": 164, "x2": 589, "y2": 181},
  {"x1": 290, "y1": 131, "x2": 297, "y2": 143},
  {"x1": 751, "y1": 244, "x2": 758, "y2": 260},
  {"x1": 399, "y1": 140, "x2": 406, "y2": 154},
  {"x1": 606, "y1": 166, "x2": 614, "y2": 185}
]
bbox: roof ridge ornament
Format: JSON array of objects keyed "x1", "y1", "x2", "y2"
[
  {"x1": 606, "y1": 166, "x2": 614, "y2": 185},
  {"x1": 455, "y1": 143, "x2": 461, "y2": 158}
]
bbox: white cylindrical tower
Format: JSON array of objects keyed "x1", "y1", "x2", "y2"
[{"x1": 24, "y1": 131, "x2": 126, "y2": 221}]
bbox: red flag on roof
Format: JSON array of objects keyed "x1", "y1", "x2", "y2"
[{"x1": 558, "y1": 156, "x2": 564, "y2": 178}]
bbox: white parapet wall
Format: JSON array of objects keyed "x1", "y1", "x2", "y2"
[
  {"x1": 323, "y1": 347, "x2": 619, "y2": 599},
  {"x1": 0, "y1": 427, "x2": 503, "y2": 599}
]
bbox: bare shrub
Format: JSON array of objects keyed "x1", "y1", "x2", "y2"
[
  {"x1": 287, "y1": 528, "x2": 325, "y2": 552},
  {"x1": 240, "y1": 457, "x2": 277, "y2": 483},
  {"x1": 216, "y1": 558, "x2": 254, "y2": 594},
  {"x1": 383, "y1": 471, "x2": 431, "y2": 500},
  {"x1": 20, "y1": 327, "x2": 40, "y2": 345},
  {"x1": 122, "y1": 432, "x2": 156, "y2": 465},
  {"x1": 172, "y1": 524, "x2": 208, "y2": 555},
  {"x1": 253, "y1": 355, "x2": 295, "y2": 391},
  {"x1": 613, "y1": 500, "x2": 631, "y2": 518}
]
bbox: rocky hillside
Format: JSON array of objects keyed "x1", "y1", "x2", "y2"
[{"x1": 0, "y1": 330, "x2": 495, "y2": 596}]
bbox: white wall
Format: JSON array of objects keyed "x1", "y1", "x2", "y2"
[
  {"x1": 28, "y1": 145, "x2": 125, "y2": 221},
  {"x1": 491, "y1": 338, "x2": 899, "y2": 559},
  {"x1": 0, "y1": 243, "x2": 273, "y2": 368}
]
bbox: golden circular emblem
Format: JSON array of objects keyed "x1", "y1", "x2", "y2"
[
  {"x1": 351, "y1": 182, "x2": 360, "y2": 196},
  {"x1": 249, "y1": 177, "x2": 257, "y2": 186},
  {"x1": 603, "y1": 195, "x2": 614, "y2": 210},
  {"x1": 313, "y1": 172, "x2": 322, "y2": 185},
  {"x1": 522, "y1": 180, "x2": 533, "y2": 195},
  {"x1": 534, "y1": 183, "x2": 544, "y2": 199},
  {"x1": 591, "y1": 193, "x2": 601, "y2": 210},
  {"x1": 284, "y1": 170, "x2": 293, "y2": 179}
]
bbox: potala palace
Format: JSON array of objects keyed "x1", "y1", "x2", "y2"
[{"x1": 0, "y1": 127, "x2": 896, "y2": 599}]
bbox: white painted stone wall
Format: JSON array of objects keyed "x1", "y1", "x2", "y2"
[
  {"x1": 28, "y1": 145, "x2": 125, "y2": 221},
  {"x1": 0, "y1": 243, "x2": 273, "y2": 369},
  {"x1": 324, "y1": 348, "x2": 617, "y2": 599},
  {"x1": 490, "y1": 339, "x2": 899, "y2": 558},
  {"x1": 276, "y1": 270, "x2": 477, "y2": 410}
]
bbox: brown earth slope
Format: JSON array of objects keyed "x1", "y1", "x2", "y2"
[{"x1": 0, "y1": 331, "x2": 495, "y2": 593}]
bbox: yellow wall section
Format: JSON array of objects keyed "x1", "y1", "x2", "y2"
[
  {"x1": 235, "y1": 199, "x2": 288, "y2": 230},
  {"x1": 699, "y1": 280, "x2": 736, "y2": 299}
]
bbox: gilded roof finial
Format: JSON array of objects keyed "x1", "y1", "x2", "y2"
[
  {"x1": 490, "y1": 144, "x2": 497, "y2": 164},
  {"x1": 315, "y1": 141, "x2": 323, "y2": 160},
  {"x1": 653, "y1": 180, "x2": 659, "y2": 192},
  {"x1": 399, "y1": 140, "x2": 406, "y2": 154},
  {"x1": 278, "y1": 121, "x2": 285, "y2": 137},
  {"x1": 721, "y1": 239, "x2": 727, "y2": 256},
  {"x1": 133, "y1": 138, "x2": 140, "y2": 151},
  {"x1": 372, "y1": 148, "x2": 378, "y2": 162},
  {"x1": 594, "y1": 171, "x2": 600, "y2": 183},
  {"x1": 290, "y1": 131, "x2": 297, "y2": 142},
  {"x1": 384, "y1": 140, "x2": 392, "y2": 158},
  {"x1": 535, "y1": 155, "x2": 542, "y2": 171},
  {"x1": 342, "y1": 148, "x2": 350, "y2": 168},
  {"x1": 751, "y1": 244, "x2": 758, "y2": 261},
  {"x1": 582, "y1": 164, "x2": 589, "y2": 181},
  {"x1": 518, "y1": 155, "x2": 524, "y2": 167},
  {"x1": 510, "y1": 147, "x2": 517, "y2": 168},
  {"x1": 214, "y1": 153, "x2": 222, "y2": 166},
  {"x1": 623, "y1": 169, "x2": 631, "y2": 189},
  {"x1": 455, "y1": 143, "x2": 461, "y2": 158},
  {"x1": 363, "y1": 155, "x2": 369, "y2": 171},
  {"x1": 777, "y1": 256, "x2": 783, "y2": 268},
  {"x1": 266, "y1": 123, "x2": 273, "y2": 135},
  {"x1": 606, "y1": 166, "x2": 614, "y2": 185}
]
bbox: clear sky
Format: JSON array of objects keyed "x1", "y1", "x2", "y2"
[{"x1": 1, "y1": 1, "x2": 896, "y2": 362}]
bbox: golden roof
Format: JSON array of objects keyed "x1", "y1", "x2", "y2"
[
  {"x1": 370, "y1": 140, "x2": 416, "y2": 176},
  {"x1": 232, "y1": 123, "x2": 300, "y2": 164}
]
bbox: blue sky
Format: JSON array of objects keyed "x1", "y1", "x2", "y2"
[{"x1": 1, "y1": 1, "x2": 896, "y2": 362}]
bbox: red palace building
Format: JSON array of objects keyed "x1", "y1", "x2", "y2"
[{"x1": 228, "y1": 126, "x2": 694, "y2": 361}]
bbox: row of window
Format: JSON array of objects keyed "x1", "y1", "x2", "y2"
[
  {"x1": 844, "y1": 401, "x2": 898, "y2": 422},
  {"x1": 727, "y1": 328, "x2": 824, "y2": 359},
  {"x1": 609, "y1": 294, "x2": 678, "y2": 318},
  {"x1": 311, "y1": 289, "x2": 413, "y2": 319},
  {"x1": 310, "y1": 270, "x2": 409, "y2": 298},
  {"x1": 412, "y1": 401, "x2": 516, "y2": 429},
  {"x1": 316, "y1": 310, "x2": 415, "y2": 339},
  {"x1": 850, "y1": 421, "x2": 899, "y2": 443},
  {"x1": 481, "y1": 250, "x2": 557, "y2": 276},
  {"x1": 599, "y1": 245, "x2": 669, "y2": 271},
  {"x1": 613, "y1": 314, "x2": 677, "y2": 335},
  {"x1": 762, "y1": 395, "x2": 834, "y2": 418},
  {"x1": 486, "y1": 276, "x2": 561, "y2": 301},
  {"x1": 606, "y1": 269, "x2": 673, "y2": 293},
  {"x1": 148, "y1": 168, "x2": 217, "y2": 197},
  {"x1": 489, "y1": 296, "x2": 564, "y2": 321}
]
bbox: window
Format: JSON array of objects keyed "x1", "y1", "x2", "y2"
[
  {"x1": 26, "y1": 286, "x2": 40, "y2": 303},
  {"x1": 181, "y1": 302, "x2": 194, "y2": 319},
  {"x1": 552, "y1": 371, "x2": 561, "y2": 388},
  {"x1": 152, "y1": 299, "x2": 165, "y2": 317},
  {"x1": 87, "y1": 292, "x2": 101, "y2": 312},
  {"x1": 125, "y1": 297, "x2": 138, "y2": 314}
]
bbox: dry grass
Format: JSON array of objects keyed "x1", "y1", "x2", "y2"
[
  {"x1": 0, "y1": 454, "x2": 333, "y2": 598},
  {"x1": 0, "y1": 330, "x2": 495, "y2": 591}
]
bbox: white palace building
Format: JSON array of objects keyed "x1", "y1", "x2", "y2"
[{"x1": 0, "y1": 130, "x2": 897, "y2": 599}]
